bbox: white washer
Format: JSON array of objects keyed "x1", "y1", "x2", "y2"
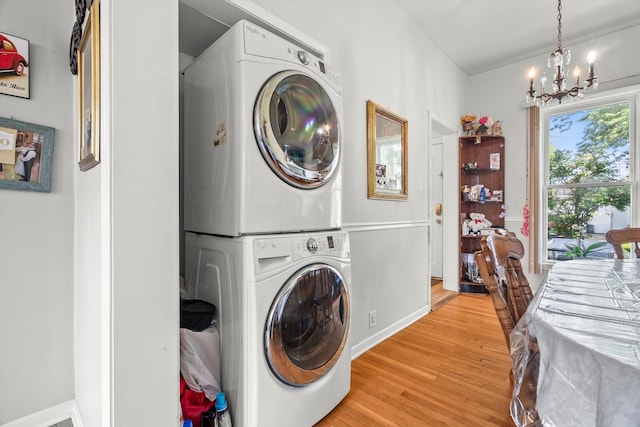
[
  {"x1": 183, "y1": 20, "x2": 343, "y2": 237},
  {"x1": 184, "y1": 230, "x2": 351, "y2": 427}
]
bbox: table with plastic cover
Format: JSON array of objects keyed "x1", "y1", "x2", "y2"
[{"x1": 510, "y1": 259, "x2": 640, "y2": 427}]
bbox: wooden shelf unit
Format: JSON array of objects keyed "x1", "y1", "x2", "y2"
[{"x1": 459, "y1": 134, "x2": 505, "y2": 293}]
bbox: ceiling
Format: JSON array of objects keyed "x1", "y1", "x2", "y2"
[
  {"x1": 179, "y1": 0, "x2": 640, "y2": 76},
  {"x1": 395, "y1": 0, "x2": 640, "y2": 75}
]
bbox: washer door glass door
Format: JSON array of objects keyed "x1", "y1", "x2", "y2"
[
  {"x1": 265, "y1": 263, "x2": 349, "y2": 386},
  {"x1": 254, "y1": 71, "x2": 340, "y2": 189}
]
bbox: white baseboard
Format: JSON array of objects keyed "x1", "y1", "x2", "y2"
[
  {"x1": 1, "y1": 400, "x2": 83, "y2": 427},
  {"x1": 351, "y1": 306, "x2": 429, "y2": 359}
]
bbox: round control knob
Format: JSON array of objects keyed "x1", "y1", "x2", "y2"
[
  {"x1": 297, "y1": 50, "x2": 310, "y2": 65},
  {"x1": 306, "y1": 238, "x2": 318, "y2": 253}
]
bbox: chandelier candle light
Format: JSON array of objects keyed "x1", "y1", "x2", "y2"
[{"x1": 525, "y1": 0, "x2": 598, "y2": 104}]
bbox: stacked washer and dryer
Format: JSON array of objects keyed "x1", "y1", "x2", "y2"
[{"x1": 183, "y1": 20, "x2": 350, "y2": 427}]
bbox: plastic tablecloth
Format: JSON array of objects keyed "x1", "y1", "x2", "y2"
[{"x1": 510, "y1": 259, "x2": 640, "y2": 426}]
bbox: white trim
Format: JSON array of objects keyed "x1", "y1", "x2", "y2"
[
  {"x1": 504, "y1": 215, "x2": 524, "y2": 223},
  {"x1": 0, "y1": 400, "x2": 83, "y2": 427},
  {"x1": 100, "y1": 1, "x2": 113, "y2": 425},
  {"x1": 351, "y1": 306, "x2": 429, "y2": 359},
  {"x1": 343, "y1": 220, "x2": 428, "y2": 233}
]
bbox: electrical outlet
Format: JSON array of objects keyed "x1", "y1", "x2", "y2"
[{"x1": 369, "y1": 310, "x2": 376, "y2": 328}]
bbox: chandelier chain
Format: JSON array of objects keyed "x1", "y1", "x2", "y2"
[{"x1": 557, "y1": 0, "x2": 563, "y2": 50}]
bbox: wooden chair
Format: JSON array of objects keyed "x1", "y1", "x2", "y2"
[
  {"x1": 475, "y1": 232, "x2": 540, "y2": 425},
  {"x1": 475, "y1": 239, "x2": 515, "y2": 349},
  {"x1": 605, "y1": 227, "x2": 640, "y2": 259},
  {"x1": 475, "y1": 231, "x2": 534, "y2": 348},
  {"x1": 486, "y1": 233, "x2": 535, "y2": 322}
]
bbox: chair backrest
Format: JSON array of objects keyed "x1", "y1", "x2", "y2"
[
  {"x1": 475, "y1": 239, "x2": 515, "y2": 348},
  {"x1": 475, "y1": 232, "x2": 535, "y2": 348},
  {"x1": 486, "y1": 233, "x2": 535, "y2": 323},
  {"x1": 605, "y1": 227, "x2": 640, "y2": 259},
  {"x1": 478, "y1": 233, "x2": 540, "y2": 424}
]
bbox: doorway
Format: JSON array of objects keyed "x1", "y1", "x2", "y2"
[
  {"x1": 430, "y1": 140, "x2": 444, "y2": 279},
  {"x1": 429, "y1": 116, "x2": 459, "y2": 309}
]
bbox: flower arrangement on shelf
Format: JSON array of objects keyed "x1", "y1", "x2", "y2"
[
  {"x1": 460, "y1": 115, "x2": 476, "y2": 134},
  {"x1": 460, "y1": 114, "x2": 503, "y2": 136},
  {"x1": 477, "y1": 116, "x2": 494, "y2": 134},
  {"x1": 460, "y1": 114, "x2": 476, "y2": 125}
]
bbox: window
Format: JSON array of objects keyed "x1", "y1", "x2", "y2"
[{"x1": 541, "y1": 92, "x2": 638, "y2": 261}]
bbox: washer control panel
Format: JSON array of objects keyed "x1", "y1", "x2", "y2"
[
  {"x1": 253, "y1": 232, "x2": 350, "y2": 274},
  {"x1": 293, "y1": 231, "x2": 349, "y2": 259}
]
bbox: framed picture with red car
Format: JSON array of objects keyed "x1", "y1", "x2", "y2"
[{"x1": 0, "y1": 32, "x2": 29, "y2": 99}]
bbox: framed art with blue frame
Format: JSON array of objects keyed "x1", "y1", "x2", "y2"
[{"x1": 0, "y1": 116, "x2": 55, "y2": 192}]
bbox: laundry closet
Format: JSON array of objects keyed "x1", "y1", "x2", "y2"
[{"x1": 179, "y1": 2, "x2": 351, "y2": 426}]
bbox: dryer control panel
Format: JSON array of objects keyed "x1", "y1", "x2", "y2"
[{"x1": 242, "y1": 21, "x2": 342, "y2": 93}]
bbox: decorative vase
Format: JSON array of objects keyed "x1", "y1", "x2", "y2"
[{"x1": 462, "y1": 121, "x2": 474, "y2": 135}]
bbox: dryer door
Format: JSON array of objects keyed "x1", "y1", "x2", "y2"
[
  {"x1": 265, "y1": 263, "x2": 349, "y2": 386},
  {"x1": 254, "y1": 71, "x2": 340, "y2": 189}
]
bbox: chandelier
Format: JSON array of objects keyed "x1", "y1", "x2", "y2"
[{"x1": 525, "y1": 0, "x2": 598, "y2": 104}]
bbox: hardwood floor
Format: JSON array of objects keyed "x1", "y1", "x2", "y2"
[{"x1": 315, "y1": 294, "x2": 514, "y2": 426}]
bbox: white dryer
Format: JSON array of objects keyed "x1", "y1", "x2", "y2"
[
  {"x1": 184, "y1": 230, "x2": 351, "y2": 427},
  {"x1": 183, "y1": 20, "x2": 343, "y2": 237}
]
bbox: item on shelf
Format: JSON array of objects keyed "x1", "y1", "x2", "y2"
[
  {"x1": 480, "y1": 228, "x2": 497, "y2": 236},
  {"x1": 462, "y1": 253, "x2": 480, "y2": 282},
  {"x1": 468, "y1": 212, "x2": 493, "y2": 235},
  {"x1": 469, "y1": 185, "x2": 480, "y2": 202},
  {"x1": 462, "y1": 219, "x2": 470, "y2": 236},
  {"x1": 464, "y1": 161, "x2": 478, "y2": 170},
  {"x1": 491, "y1": 190, "x2": 504, "y2": 202},
  {"x1": 469, "y1": 184, "x2": 489, "y2": 202},
  {"x1": 490, "y1": 152, "x2": 501, "y2": 170},
  {"x1": 461, "y1": 185, "x2": 470, "y2": 202},
  {"x1": 477, "y1": 116, "x2": 494, "y2": 134},
  {"x1": 492, "y1": 120, "x2": 503, "y2": 136},
  {"x1": 460, "y1": 114, "x2": 476, "y2": 135}
]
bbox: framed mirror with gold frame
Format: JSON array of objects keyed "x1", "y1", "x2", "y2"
[{"x1": 366, "y1": 100, "x2": 408, "y2": 200}]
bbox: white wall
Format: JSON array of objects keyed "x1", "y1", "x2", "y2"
[
  {"x1": 251, "y1": 0, "x2": 468, "y2": 350},
  {"x1": 0, "y1": 2, "x2": 75, "y2": 423},
  {"x1": 468, "y1": 24, "x2": 640, "y2": 288},
  {"x1": 108, "y1": 1, "x2": 180, "y2": 425}
]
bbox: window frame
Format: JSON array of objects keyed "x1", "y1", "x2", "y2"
[{"x1": 537, "y1": 88, "x2": 639, "y2": 266}]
